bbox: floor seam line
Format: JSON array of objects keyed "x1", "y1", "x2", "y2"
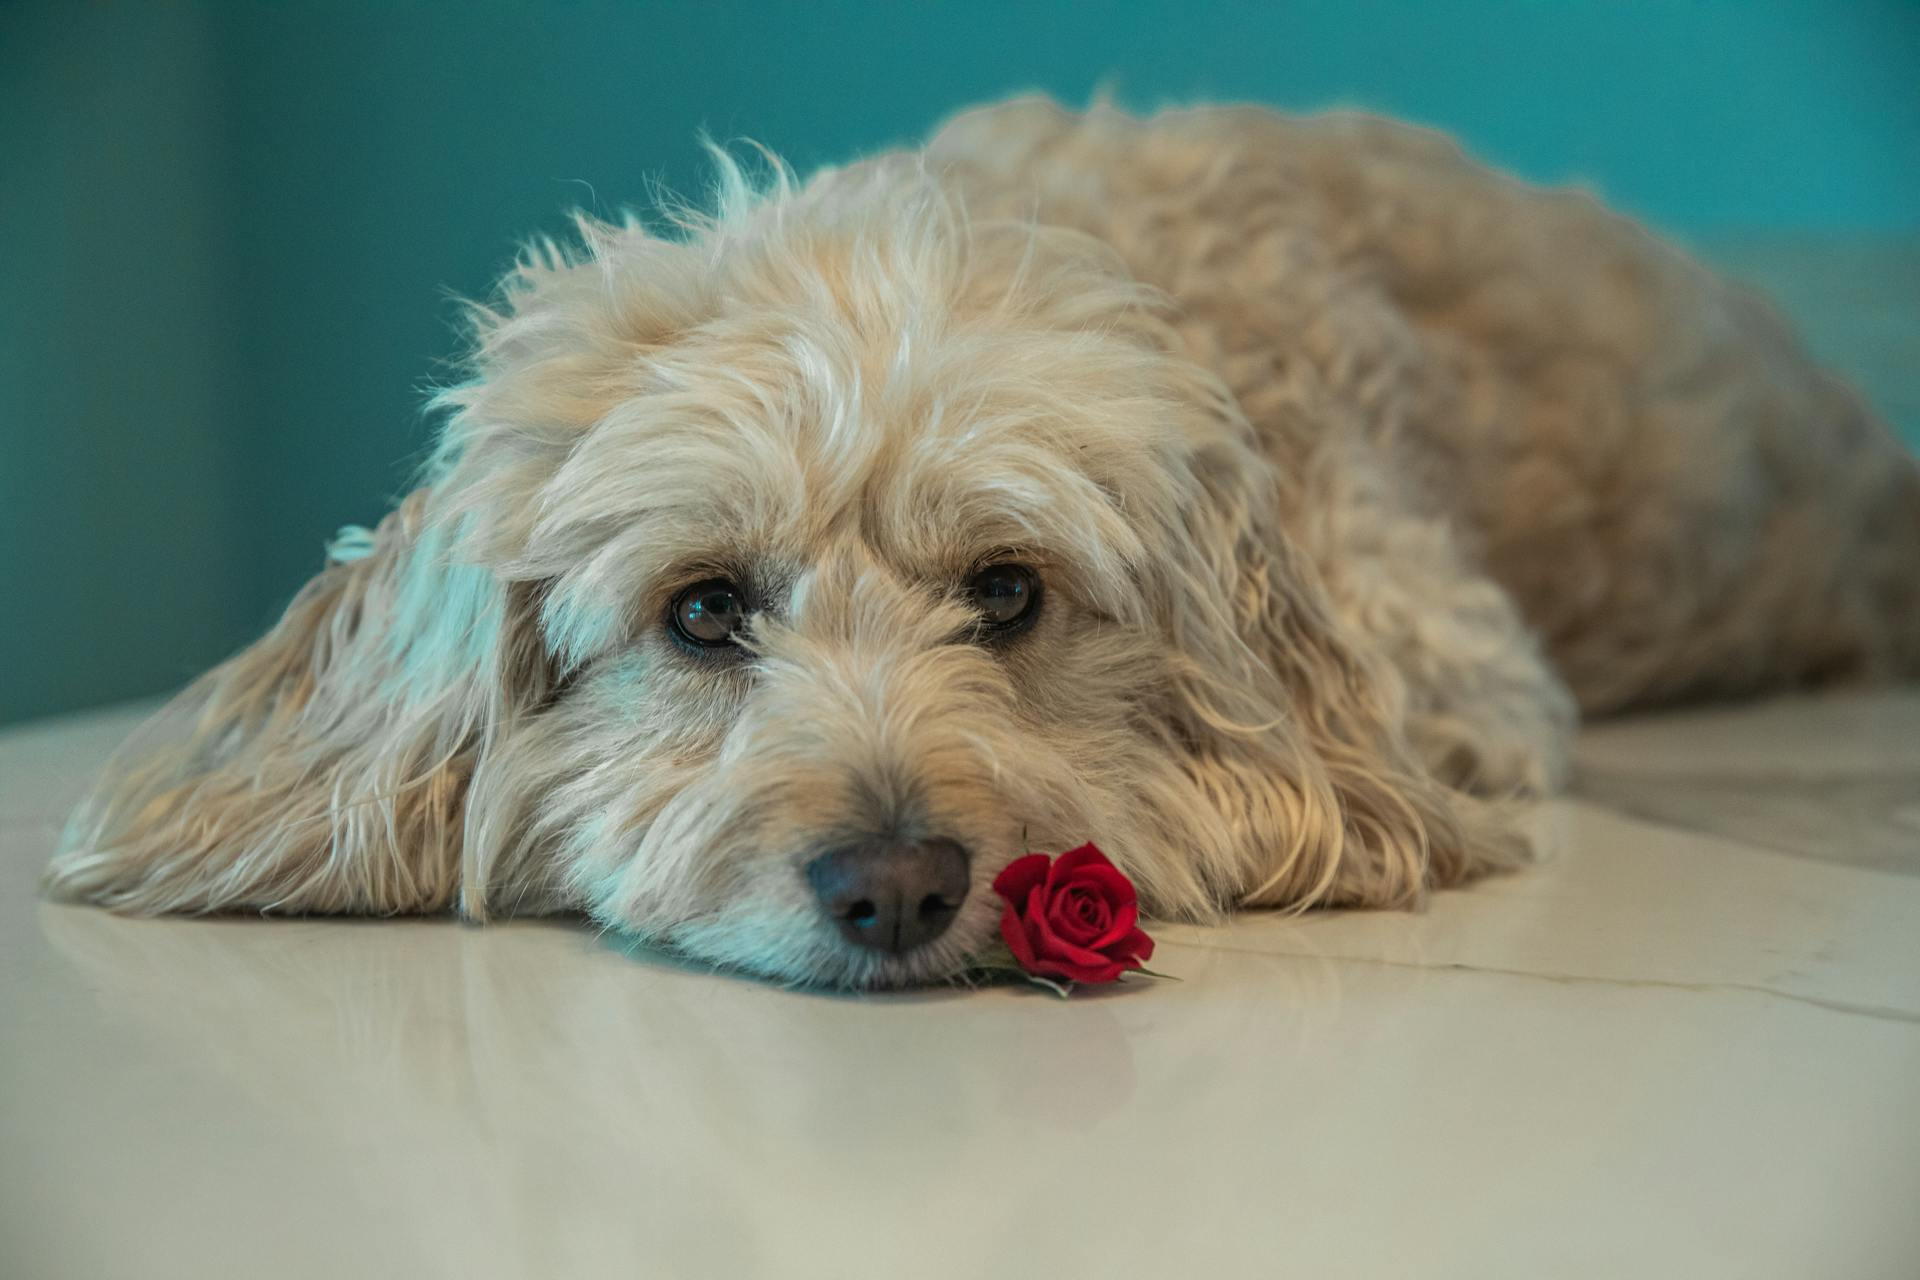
[{"x1": 1158, "y1": 938, "x2": 1920, "y2": 1025}]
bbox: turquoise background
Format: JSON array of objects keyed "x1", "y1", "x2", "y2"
[{"x1": 4, "y1": 1, "x2": 1917, "y2": 725}]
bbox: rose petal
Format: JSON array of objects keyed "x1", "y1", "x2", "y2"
[
  {"x1": 998, "y1": 902, "x2": 1039, "y2": 972},
  {"x1": 990, "y1": 843, "x2": 1154, "y2": 985},
  {"x1": 1045, "y1": 889, "x2": 1110, "y2": 946},
  {"x1": 1055, "y1": 861, "x2": 1136, "y2": 907},
  {"x1": 1043, "y1": 903, "x2": 1089, "y2": 945},
  {"x1": 1049, "y1": 843, "x2": 1116, "y2": 880},
  {"x1": 1024, "y1": 904, "x2": 1070, "y2": 955},
  {"x1": 992, "y1": 853, "x2": 1052, "y2": 904},
  {"x1": 1065, "y1": 859, "x2": 1132, "y2": 891},
  {"x1": 1114, "y1": 926, "x2": 1155, "y2": 966},
  {"x1": 1028, "y1": 920, "x2": 1132, "y2": 982},
  {"x1": 1088, "y1": 902, "x2": 1139, "y2": 950}
]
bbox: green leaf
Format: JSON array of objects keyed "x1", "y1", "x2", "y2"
[{"x1": 1024, "y1": 974, "x2": 1075, "y2": 999}]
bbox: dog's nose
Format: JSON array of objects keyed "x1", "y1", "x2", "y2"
[{"x1": 805, "y1": 837, "x2": 971, "y2": 954}]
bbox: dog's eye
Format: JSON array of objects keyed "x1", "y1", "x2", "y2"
[
  {"x1": 965, "y1": 563, "x2": 1041, "y2": 633},
  {"x1": 669, "y1": 579, "x2": 747, "y2": 648}
]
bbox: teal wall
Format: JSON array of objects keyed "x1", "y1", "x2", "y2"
[{"x1": 4, "y1": 1, "x2": 1917, "y2": 724}]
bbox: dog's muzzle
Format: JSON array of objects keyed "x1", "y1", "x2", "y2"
[{"x1": 804, "y1": 836, "x2": 971, "y2": 955}]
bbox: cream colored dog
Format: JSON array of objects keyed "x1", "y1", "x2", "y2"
[{"x1": 45, "y1": 98, "x2": 1920, "y2": 987}]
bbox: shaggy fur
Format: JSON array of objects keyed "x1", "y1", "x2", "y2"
[{"x1": 45, "y1": 98, "x2": 1920, "y2": 987}]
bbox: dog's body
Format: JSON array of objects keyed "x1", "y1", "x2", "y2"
[{"x1": 46, "y1": 99, "x2": 1919, "y2": 986}]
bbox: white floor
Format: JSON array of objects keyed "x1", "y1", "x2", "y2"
[{"x1": 3, "y1": 691, "x2": 1918, "y2": 1279}]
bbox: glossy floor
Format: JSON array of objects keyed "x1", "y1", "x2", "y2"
[{"x1": 3, "y1": 690, "x2": 1917, "y2": 1278}]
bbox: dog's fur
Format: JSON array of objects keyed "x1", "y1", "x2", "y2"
[{"x1": 44, "y1": 98, "x2": 1920, "y2": 987}]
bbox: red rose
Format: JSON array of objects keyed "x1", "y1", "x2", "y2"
[{"x1": 992, "y1": 842, "x2": 1155, "y2": 985}]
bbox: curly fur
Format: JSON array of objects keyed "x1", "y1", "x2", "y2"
[{"x1": 45, "y1": 98, "x2": 1919, "y2": 987}]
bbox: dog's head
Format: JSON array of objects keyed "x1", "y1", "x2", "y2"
[{"x1": 50, "y1": 154, "x2": 1496, "y2": 987}]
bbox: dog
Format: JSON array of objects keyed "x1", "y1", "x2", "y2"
[{"x1": 44, "y1": 97, "x2": 1920, "y2": 988}]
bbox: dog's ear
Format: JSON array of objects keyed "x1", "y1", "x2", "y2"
[
  {"x1": 44, "y1": 491, "x2": 559, "y2": 917},
  {"x1": 1155, "y1": 399, "x2": 1528, "y2": 912},
  {"x1": 44, "y1": 212, "x2": 724, "y2": 919}
]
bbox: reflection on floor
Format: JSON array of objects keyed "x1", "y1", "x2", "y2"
[{"x1": 3, "y1": 689, "x2": 1917, "y2": 1278}]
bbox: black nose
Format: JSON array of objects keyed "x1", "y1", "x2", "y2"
[{"x1": 805, "y1": 837, "x2": 971, "y2": 955}]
